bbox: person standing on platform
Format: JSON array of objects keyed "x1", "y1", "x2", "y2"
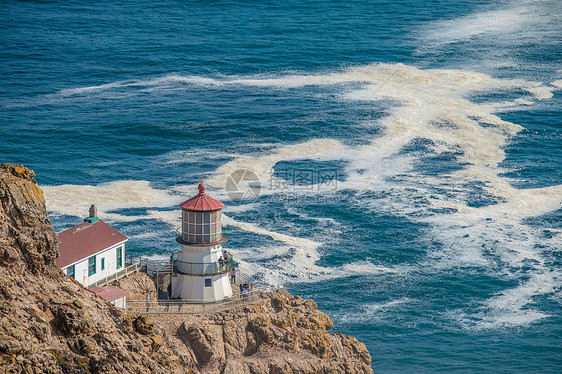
[
  {"x1": 165, "y1": 294, "x2": 170, "y2": 312},
  {"x1": 230, "y1": 267, "x2": 237, "y2": 283}
]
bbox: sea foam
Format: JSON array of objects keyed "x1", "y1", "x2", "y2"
[
  {"x1": 43, "y1": 180, "x2": 177, "y2": 218},
  {"x1": 42, "y1": 61, "x2": 561, "y2": 327}
]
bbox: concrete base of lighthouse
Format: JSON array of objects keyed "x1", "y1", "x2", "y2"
[
  {"x1": 171, "y1": 243, "x2": 233, "y2": 303},
  {"x1": 171, "y1": 273, "x2": 232, "y2": 302}
]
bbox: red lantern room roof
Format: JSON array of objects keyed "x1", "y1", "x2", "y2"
[{"x1": 179, "y1": 182, "x2": 224, "y2": 211}]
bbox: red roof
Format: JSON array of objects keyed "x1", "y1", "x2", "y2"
[
  {"x1": 90, "y1": 286, "x2": 129, "y2": 301},
  {"x1": 56, "y1": 219, "x2": 128, "y2": 268},
  {"x1": 179, "y1": 183, "x2": 224, "y2": 211}
]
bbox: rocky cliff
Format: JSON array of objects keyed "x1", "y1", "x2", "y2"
[
  {"x1": 0, "y1": 163, "x2": 374, "y2": 374},
  {"x1": 146, "y1": 288, "x2": 373, "y2": 373}
]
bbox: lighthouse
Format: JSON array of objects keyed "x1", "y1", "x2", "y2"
[{"x1": 171, "y1": 183, "x2": 233, "y2": 302}]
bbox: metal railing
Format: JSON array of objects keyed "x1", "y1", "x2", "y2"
[
  {"x1": 173, "y1": 259, "x2": 233, "y2": 276},
  {"x1": 127, "y1": 290, "x2": 264, "y2": 315},
  {"x1": 87, "y1": 262, "x2": 142, "y2": 289},
  {"x1": 147, "y1": 260, "x2": 172, "y2": 276},
  {"x1": 126, "y1": 256, "x2": 172, "y2": 276}
]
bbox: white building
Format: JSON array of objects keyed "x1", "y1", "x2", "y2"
[
  {"x1": 56, "y1": 205, "x2": 128, "y2": 288},
  {"x1": 171, "y1": 183, "x2": 233, "y2": 302},
  {"x1": 89, "y1": 287, "x2": 129, "y2": 308}
]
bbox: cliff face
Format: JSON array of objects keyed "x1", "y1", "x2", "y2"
[
  {"x1": 149, "y1": 290, "x2": 373, "y2": 374},
  {"x1": 0, "y1": 163, "x2": 374, "y2": 374},
  {"x1": 0, "y1": 164, "x2": 174, "y2": 373},
  {"x1": 0, "y1": 164, "x2": 59, "y2": 275}
]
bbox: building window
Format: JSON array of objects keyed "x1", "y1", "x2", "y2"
[
  {"x1": 183, "y1": 210, "x2": 222, "y2": 243},
  {"x1": 101, "y1": 258, "x2": 105, "y2": 271},
  {"x1": 66, "y1": 265, "x2": 75, "y2": 279},
  {"x1": 88, "y1": 256, "x2": 96, "y2": 276},
  {"x1": 204, "y1": 278, "x2": 212, "y2": 287},
  {"x1": 116, "y1": 246, "x2": 122, "y2": 269}
]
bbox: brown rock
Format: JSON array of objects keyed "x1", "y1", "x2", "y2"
[
  {"x1": 109, "y1": 272, "x2": 157, "y2": 302},
  {"x1": 150, "y1": 290, "x2": 374, "y2": 373},
  {"x1": 0, "y1": 323, "x2": 32, "y2": 355},
  {"x1": 178, "y1": 322, "x2": 225, "y2": 367},
  {"x1": 150, "y1": 335, "x2": 163, "y2": 352},
  {"x1": 51, "y1": 304, "x2": 93, "y2": 335},
  {"x1": 271, "y1": 293, "x2": 285, "y2": 312},
  {"x1": 133, "y1": 315, "x2": 155, "y2": 335},
  {"x1": 0, "y1": 163, "x2": 59, "y2": 275},
  {"x1": 126, "y1": 339, "x2": 144, "y2": 353},
  {"x1": 222, "y1": 318, "x2": 247, "y2": 356},
  {"x1": 222, "y1": 360, "x2": 251, "y2": 374},
  {"x1": 28, "y1": 320, "x2": 50, "y2": 342},
  {"x1": 71, "y1": 336, "x2": 98, "y2": 355}
]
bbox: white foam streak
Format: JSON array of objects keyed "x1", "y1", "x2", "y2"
[
  {"x1": 223, "y1": 214, "x2": 321, "y2": 253},
  {"x1": 551, "y1": 80, "x2": 562, "y2": 89},
  {"x1": 334, "y1": 298, "x2": 411, "y2": 324},
  {"x1": 207, "y1": 138, "x2": 346, "y2": 193},
  {"x1": 423, "y1": 8, "x2": 531, "y2": 46},
  {"x1": 56, "y1": 75, "x2": 222, "y2": 96},
  {"x1": 475, "y1": 272, "x2": 557, "y2": 328},
  {"x1": 418, "y1": 0, "x2": 561, "y2": 50},
  {"x1": 224, "y1": 215, "x2": 395, "y2": 287},
  {"x1": 43, "y1": 180, "x2": 177, "y2": 218}
]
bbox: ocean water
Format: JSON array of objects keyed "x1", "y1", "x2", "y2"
[{"x1": 1, "y1": 0, "x2": 561, "y2": 372}]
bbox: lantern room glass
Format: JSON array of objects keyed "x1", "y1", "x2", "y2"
[{"x1": 182, "y1": 210, "x2": 222, "y2": 244}]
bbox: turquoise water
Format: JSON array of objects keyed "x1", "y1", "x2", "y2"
[{"x1": 1, "y1": 0, "x2": 561, "y2": 372}]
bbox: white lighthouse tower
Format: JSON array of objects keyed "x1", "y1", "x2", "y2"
[{"x1": 171, "y1": 183, "x2": 233, "y2": 302}]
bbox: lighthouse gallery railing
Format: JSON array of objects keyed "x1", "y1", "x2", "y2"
[{"x1": 173, "y1": 259, "x2": 233, "y2": 276}]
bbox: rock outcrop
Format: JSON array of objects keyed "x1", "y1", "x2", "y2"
[
  {"x1": 111, "y1": 272, "x2": 158, "y2": 302},
  {"x1": 0, "y1": 164, "x2": 172, "y2": 373},
  {"x1": 0, "y1": 164, "x2": 58, "y2": 275},
  {"x1": 150, "y1": 289, "x2": 373, "y2": 373},
  {"x1": 0, "y1": 163, "x2": 374, "y2": 374}
]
